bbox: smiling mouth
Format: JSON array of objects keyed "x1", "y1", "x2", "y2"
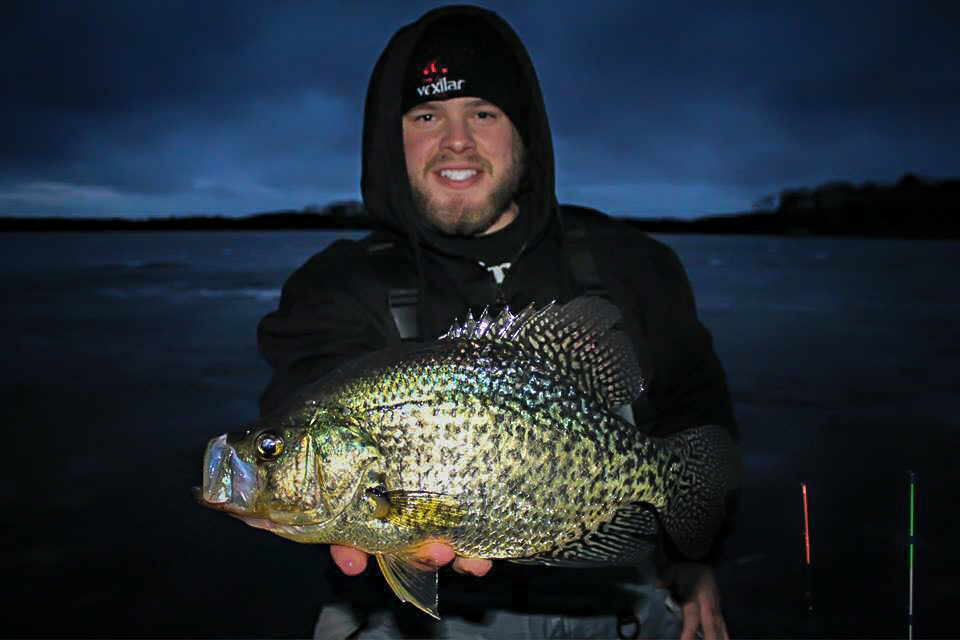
[
  {"x1": 434, "y1": 168, "x2": 484, "y2": 189},
  {"x1": 440, "y1": 168, "x2": 478, "y2": 180}
]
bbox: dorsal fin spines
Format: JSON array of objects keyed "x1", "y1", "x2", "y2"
[
  {"x1": 475, "y1": 306, "x2": 494, "y2": 338},
  {"x1": 441, "y1": 297, "x2": 645, "y2": 407}
]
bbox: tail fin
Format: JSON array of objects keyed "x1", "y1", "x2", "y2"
[{"x1": 658, "y1": 425, "x2": 742, "y2": 559}]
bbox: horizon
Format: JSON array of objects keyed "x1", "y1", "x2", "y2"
[
  {"x1": 2, "y1": 1, "x2": 958, "y2": 219},
  {"x1": 4, "y1": 171, "x2": 953, "y2": 222}
]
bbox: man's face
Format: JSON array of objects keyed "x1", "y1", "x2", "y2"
[{"x1": 402, "y1": 96, "x2": 524, "y2": 236}]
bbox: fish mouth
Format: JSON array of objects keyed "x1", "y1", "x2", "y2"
[
  {"x1": 194, "y1": 433, "x2": 355, "y2": 532},
  {"x1": 192, "y1": 485, "x2": 288, "y2": 532},
  {"x1": 196, "y1": 434, "x2": 260, "y2": 515}
]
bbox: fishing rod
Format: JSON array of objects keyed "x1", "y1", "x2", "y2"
[
  {"x1": 801, "y1": 481, "x2": 813, "y2": 613},
  {"x1": 908, "y1": 471, "x2": 915, "y2": 640}
]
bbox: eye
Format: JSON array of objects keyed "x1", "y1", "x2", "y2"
[
  {"x1": 255, "y1": 431, "x2": 284, "y2": 461},
  {"x1": 413, "y1": 113, "x2": 434, "y2": 123}
]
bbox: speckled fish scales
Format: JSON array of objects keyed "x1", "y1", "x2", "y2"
[
  {"x1": 330, "y1": 299, "x2": 657, "y2": 557},
  {"x1": 197, "y1": 296, "x2": 741, "y2": 618}
]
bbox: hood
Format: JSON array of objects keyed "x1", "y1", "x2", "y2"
[{"x1": 360, "y1": 5, "x2": 558, "y2": 247}]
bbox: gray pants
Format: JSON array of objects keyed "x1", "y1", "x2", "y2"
[{"x1": 313, "y1": 584, "x2": 682, "y2": 639}]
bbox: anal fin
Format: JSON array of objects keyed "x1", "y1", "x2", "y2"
[
  {"x1": 375, "y1": 552, "x2": 441, "y2": 619},
  {"x1": 510, "y1": 503, "x2": 661, "y2": 567}
]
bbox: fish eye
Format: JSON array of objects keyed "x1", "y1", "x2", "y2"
[{"x1": 254, "y1": 431, "x2": 284, "y2": 461}]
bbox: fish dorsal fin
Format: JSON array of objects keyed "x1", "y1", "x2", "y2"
[
  {"x1": 443, "y1": 303, "x2": 528, "y2": 341},
  {"x1": 508, "y1": 503, "x2": 660, "y2": 567},
  {"x1": 443, "y1": 296, "x2": 645, "y2": 407},
  {"x1": 376, "y1": 552, "x2": 441, "y2": 619}
]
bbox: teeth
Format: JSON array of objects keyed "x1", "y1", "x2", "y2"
[{"x1": 440, "y1": 169, "x2": 478, "y2": 181}]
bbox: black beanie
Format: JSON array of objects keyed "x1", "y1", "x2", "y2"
[{"x1": 402, "y1": 14, "x2": 529, "y2": 144}]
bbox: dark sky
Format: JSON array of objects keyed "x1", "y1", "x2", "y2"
[{"x1": 2, "y1": 1, "x2": 958, "y2": 219}]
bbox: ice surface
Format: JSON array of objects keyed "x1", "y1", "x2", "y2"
[{"x1": 1, "y1": 231, "x2": 956, "y2": 637}]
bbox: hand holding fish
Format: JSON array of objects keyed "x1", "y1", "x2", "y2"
[
  {"x1": 658, "y1": 562, "x2": 728, "y2": 640},
  {"x1": 331, "y1": 544, "x2": 492, "y2": 576}
]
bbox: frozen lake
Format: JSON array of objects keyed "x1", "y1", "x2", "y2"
[{"x1": 2, "y1": 231, "x2": 957, "y2": 637}]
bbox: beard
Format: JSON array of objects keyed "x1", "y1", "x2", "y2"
[{"x1": 410, "y1": 136, "x2": 525, "y2": 236}]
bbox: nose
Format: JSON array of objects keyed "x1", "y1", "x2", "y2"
[{"x1": 440, "y1": 114, "x2": 475, "y2": 154}]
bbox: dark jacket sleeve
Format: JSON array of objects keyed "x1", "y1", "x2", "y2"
[
  {"x1": 640, "y1": 238, "x2": 741, "y2": 566},
  {"x1": 643, "y1": 241, "x2": 738, "y2": 440},
  {"x1": 580, "y1": 211, "x2": 738, "y2": 440},
  {"x1": 256, "y1": 240, "x2": 395, "y2": 418}
]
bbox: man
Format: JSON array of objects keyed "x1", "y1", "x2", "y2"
[{"x1": 258, "y1": 6, "x2": 739, "y2": 639}]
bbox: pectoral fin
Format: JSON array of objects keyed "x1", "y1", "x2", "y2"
[
  {"x1": 373, "y1": 489, "x2": 465, "y2": 529},
  {"x1": 375, "y1": 552, "x2": 441, "y2": 619}
]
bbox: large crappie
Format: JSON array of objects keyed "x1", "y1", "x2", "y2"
[{"x1": 197, "y1": 297, "x2": 741, "y2": 617}]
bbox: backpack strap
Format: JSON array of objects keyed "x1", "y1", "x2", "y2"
[
  {"x1": 367, "y1": 222, "x2": 611, "y2": 341},
  {"x1": 561, "y1": 217, "x2": 609, "y2": 300},
  {"x1": 366, "y1": 240, "x2": 419, "y2": 341},
  {"x1": 562, "y1": 211, "x2": 640, "y2": 427}
]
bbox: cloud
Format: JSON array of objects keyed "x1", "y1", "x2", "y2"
[
  {"x1": 538, "y1": 1, "x2": 960, "y2": 213},
  {"x1": 2, "y1": 1, "x2": 958, "y2": 218},
  {"x1": 0, "y1": 86, "x2": 365, "y2": 216},
  {"x1": 0, "y1": 182, "x2": 120, "y2": 208}
]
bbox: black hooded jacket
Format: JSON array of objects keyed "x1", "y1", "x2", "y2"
[{"x1": 257, "y1": 4, "x2": 738, "y2": 621}]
